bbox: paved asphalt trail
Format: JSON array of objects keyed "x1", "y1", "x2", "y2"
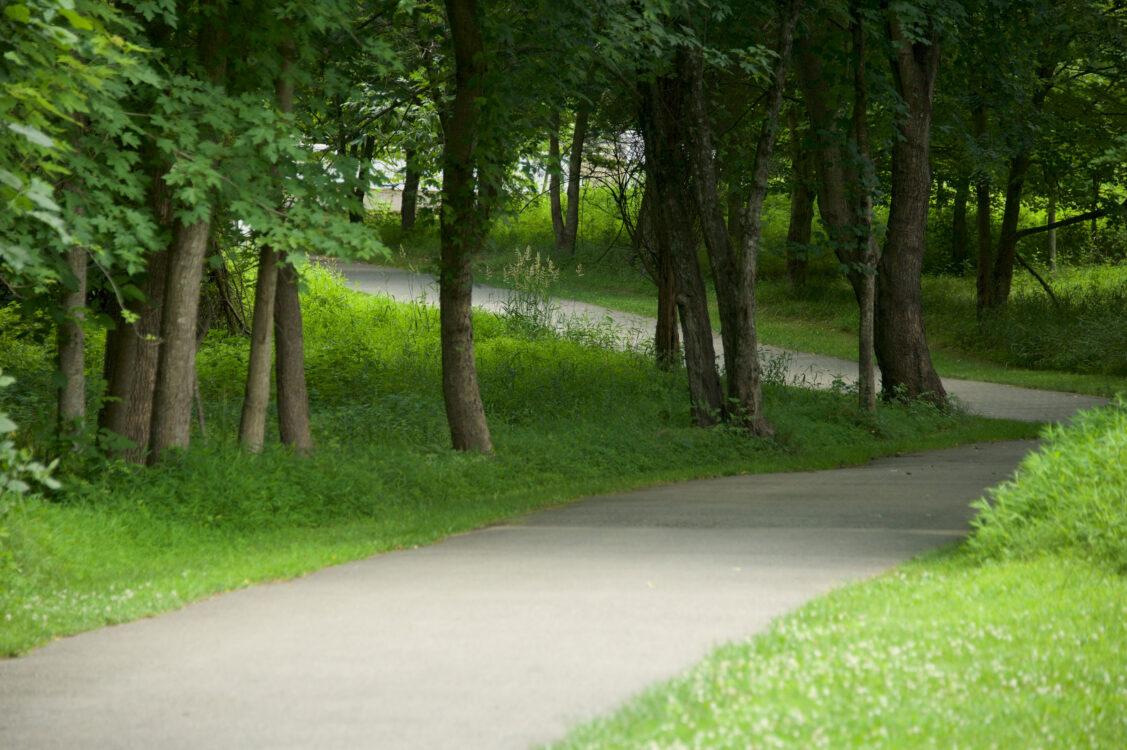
[{"x1": 0, "y1": 264, "x2": 1110, "y2": 749}]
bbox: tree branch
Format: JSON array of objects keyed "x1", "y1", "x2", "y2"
[{"x1": 1013, "y1": 197, "x2": 1127, "y2": 240}]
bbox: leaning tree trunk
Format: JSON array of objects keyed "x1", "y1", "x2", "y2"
[
  {"x1": 986, "y1": 149, "x2": 1032, "y2": 311},
  {"x1": 274, "y1": 255, "x2": 314, "y2": 454},
  {"x1": 149, "y1": 216, "x2": 213, "y2": 462},
  {"x1": 439, "y1": 0, "x2": 492, "y2": 452},
  {"x1": 559, "y1": 102, "x2": 590, "y2": 255},
  {"x1": 875, "y1": 11, "x2": 945, "y2": 404}
]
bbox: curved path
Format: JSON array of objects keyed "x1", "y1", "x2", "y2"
[{"x1": 0, "y1": 265, "x2": 1109, "y2": 749}]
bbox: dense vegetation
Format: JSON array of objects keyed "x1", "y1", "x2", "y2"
[{"x1": 547, "y1": 399, "x2": 1127, "y2": 749}]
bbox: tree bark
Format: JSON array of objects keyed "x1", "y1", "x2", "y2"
[
  {"x1": 559, "y1": 102, "x2": 590, "y2": 254},
  {"x1": 785, "y1": 105, "x2": 814, "y2": 287},
  {"x1": 401, "y1": 148, "x2": 421, "y2": 231},
  {"x1": 439, "y1": 0, "x2": 492, "y2": 452},
  {"x1": 238, "y1": 244, "x2": 278, "y2": 452},
  {"x1": 639, "y1": 74, "x2": 723, "y2": 427},
  {"x1": 56, "y1": 245, "x2": 86, "y2": 447},
  {"x1": 274, "y1": 255, "x2": 314, "y2": 454},
  {"x1": 240, "y1": 37, "x2": 295, "y2": 452},
  {"x1": 986, "y1": 150, "x2": 1032, "y2": 311},
  {"x1": 548, "y1": 111, "x2": 565, "y2": 246},
  {"x1": 149, "y1": 216, "x2": 213, "y2": 462},
  {"x1": 972, "y1": 107, "x2": 993, "y2": 317},
  {"x1": 875, "y1": 10, "x2": 945, "y2": 404}
]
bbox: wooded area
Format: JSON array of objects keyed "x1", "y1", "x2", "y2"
[{"x1": 2, "y1": 0, "x2": 1125, "y2": 464}]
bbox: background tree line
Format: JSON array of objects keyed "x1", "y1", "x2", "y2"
[{"x1": 2, "y1": 0, "x2": 1124, "y2": 464}]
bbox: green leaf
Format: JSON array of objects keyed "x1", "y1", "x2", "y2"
[
  {"x1": 0, "y1": 416, "x2": 15, "y2": 433},
  {"x1": 59, "y1": 8, "x2": 93, "y2": 31},
  {"x1": 8, "y1": 122, "x2": 55, "y2": 149},
  {"x1": 4, "y1": 4, "x2": 30, "y2": 23}
]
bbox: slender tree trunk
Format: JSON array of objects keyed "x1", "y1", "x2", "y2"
[
  {"x1": 973, "y1": 108, "x2": 993, "y2": 316},
  {"x1": 635, "y1": 186, "x2": 680, "y2": 369},
  {"x1": 240, "y1": 37, "x2": 295, "y2": 452},
  {"x1": 1091, "y1": 172, "x2": 1099, "y2": 242},
  {"x1": 560, "y1": 102, "x2": 590, "y2": 254},
  {"x1": 639, "y1": 74, "x2": 723, "y2": 427},
  {"x1": 785, "y1": 105, "x2": 813, "y2": 287},
  {"x1": 875, "y1": 11, "x2": 945, "y2": 404},
  {"x1": 548, "y1": 110, "x2": 565, "y2": 246},
  {"x1": 149, "y1": 217, "x2": 213, "y2": 462},
  {"x1": 238, "y1": 245, "x2": 278, "y2": 451},
  {"x1": 56, "y1": 245, "x2": 86, "y2": 447},
  {"x1": 349, "y1": 137, "x2": 376, "y2": 223},
  {"x1": 986, "y1": 150, "x2": 1032, "y2": 311},
  {"x1": 951, "y1": 172, "x2": 969, "y2": 273},
  {"x1": 401, "y1": 148, "x2": 421, "y2": 231},
  {"x1": 274, "y1": 255, "x2": 314, "y2": 454},
  {"x1": 439, "y1": 0, "x2": 492, "y2": 452},
  {"x1": 1047, "y1": 192, "x2": 1057, "y2": 271}
]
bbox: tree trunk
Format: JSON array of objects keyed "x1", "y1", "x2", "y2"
[
  {"x1": 149, "y1": 217, "x2": 213, "y2": 462},
  {"x1": 875, "y1": 11, "x2": 945, "y2": 404},
  {"x1": 238, "y1": 244, "x2": 278, "y2": 452},
  {"x1": 349, "y1": 137, "x2": 376, "y2": 223},
  {"x1": 951, "y1": 172, "x2": 969, "y2": 274},
  {"x1": 785, "y1": 106, "x2": 814, "y2": 287},
  {"x1": 639, "y1": 74, "x2": 723, "y2": 427},
  {"x1": 240, "y1": 37, "x2": 295, "y2": 452},
  {"x1": 401, "y1": 148, "x2": 421, "y2": 231},
  {"x1": 973, "y1": 108, "x2": 993, "y2": 316},
  {"x1": 548, "y1": 111, "x2": 565, "y2": 247},
  {"x1": 56, "y1": 245, "x2": 86, "y2": 447},
  {"x1": 1047, "y1": 192, "x2": 1057, "y2": 271},
  {"x1": 274, "y1": 255, "x2": 314, "y2": 454},
  {"x1": 986, "y1": 150, "x2": 1032, "y2": 311},
  {"x1": 559, "y1": 102, "x2": 590, "y2": 254},
  {"x1": 439, "y1": 0, "x2": 492, "y2": 452}
]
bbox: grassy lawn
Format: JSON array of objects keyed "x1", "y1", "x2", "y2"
[
  {"x1": 546, "y1": 398, "x2": 1127, "y2": 749},
  {"x1": 0, "y1": 267, "x2": 1037, "y2": 657}
]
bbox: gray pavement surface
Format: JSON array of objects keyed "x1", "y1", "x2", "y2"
[{"x1": 0, "y1": 264, "x2": 1111, "y2": 749}]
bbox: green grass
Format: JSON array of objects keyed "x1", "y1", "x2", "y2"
[
  {"x1": 0, "y1": 266, "x2": 1037, "y2": 657},
  {"x1": 545, "y1": 398, "x2": 1127, "y2": 749},
  {"x1": 367, "y1": 189, "x2": 1127, "y2": 396}
]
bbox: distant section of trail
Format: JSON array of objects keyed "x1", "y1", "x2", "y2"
[
  {"x1": 0, "y1": 262, "x2": 1109, "y2": 750},
  {"x1": 334, "y1": 261, "x2": 1109, "y2": 423}
]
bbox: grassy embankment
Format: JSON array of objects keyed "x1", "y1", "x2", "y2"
[
  {"x1": 546, "y1": 398, "x2": 1127, "y2": 749},
  {"x1": 0, "y1": 266, "x2": 1034, "y2": 657}
]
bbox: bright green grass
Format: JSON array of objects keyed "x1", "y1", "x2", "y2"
[
  {"x1": 545, "y1": 398, "x2": 1127, "y2": 749},
  {"x1": 546, "y1": 555, "x2": 1127, "y2": 749},
  {"x1": 0, "y1": 267, "x2": 1037, "y2": 657}
]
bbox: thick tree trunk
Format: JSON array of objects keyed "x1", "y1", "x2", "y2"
[
  {"x1": 635, "y1": 186, "x2": 680, "y2": 369},
  {"x1": 559, "y1": 103, "x2": 590, "y2": 255},
  {"x1": 785, "y1": 106, "x2": 814, "y2": 287},
  {"x1": 401, "y1": 148, "x2": 421, "y2": 231},
  {"x1": 875, "y1": 12, "x2": 945, "y2": 404},
  {"x1": 238, "y1": 244, "x2": 278, "y2": 452},
  {"x1": 439, "y1": 0, "x2": 492, "y2": 452},
  {"x1": 149, "y1": 217, "x2": 213, "y2": 462},
  {"x1": 99, "y1": 249, "x2": 168, "y2": 462},
  {"x1": 548, "y1": 111, "x2": 565, "y2": 246},
  {"x1": 951, "y1": 173, "x2": 969, "y2": 273},
  {"x1": 56, "y1": 245, "x2": 86, "y2": 447},
  {"x1": 639, "y1": 74, "x2": 723, "y2": 427},
  {"x1": 274, "y1": 256, "x2": 314, "y2": 454}
]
